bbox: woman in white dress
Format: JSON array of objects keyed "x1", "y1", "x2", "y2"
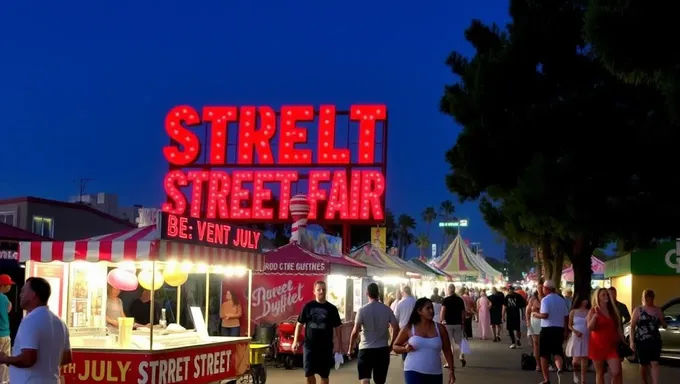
[
  {"x1": 525, "y1": 290, "x2": 542, "y2": 371},
  {"x1": 566, "y1": 295, "x2": 591, "y2": 384}
]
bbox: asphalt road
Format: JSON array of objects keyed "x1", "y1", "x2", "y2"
[{"x1": 264, "y1": 331, "x2": 679, "y2": 383}]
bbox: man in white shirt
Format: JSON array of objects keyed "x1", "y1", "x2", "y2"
[
  {"x1": 531, "y1": 279, "x2": 570, "y2": 383},
  {"x1": 394, "y1": 286, "x2": 416, "y2": 361},
  {"x1": 0, "y1": 277, "x2": 71, "y2": 383}
]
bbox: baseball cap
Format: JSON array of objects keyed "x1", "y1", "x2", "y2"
[
  {"x1": 0, "y1": 274, "x2": 14, "y2": 285},
  {"x1": 544, "y1": 280, "x2": 555, "y2": 289}
]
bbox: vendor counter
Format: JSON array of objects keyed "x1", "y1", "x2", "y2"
[{"x1": 60, "y1": 333, "x2": 250, "y2": 384}]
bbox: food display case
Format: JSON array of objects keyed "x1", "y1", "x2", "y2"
[{"x1": 19, "y1": 214, "x2": 264, "y2": 384}]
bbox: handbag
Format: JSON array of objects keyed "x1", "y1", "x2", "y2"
[
  {"x1": 460, "y1": 337, "x2": 472, "y2": 355},
  {"x1": 617, "y1": 341, "x2": 633, "y2": 358},
  {"x1": 521, "y1": 353, "x2": 537, "y2": 370}
]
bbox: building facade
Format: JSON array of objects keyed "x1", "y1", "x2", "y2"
[
  {"x1": 0, "y1": 196, "x2": 136, "y2": 241},
  {"x1": 68, "y1": 192, "x2": 141, "y2": 224}
]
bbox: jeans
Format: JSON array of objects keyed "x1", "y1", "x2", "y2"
[
  {"x1": 404, "y1": 371, "x2": 443, "y2": 384},
  {"x1": 221, "y1": 326, "x2": 240, "y2": 337}
]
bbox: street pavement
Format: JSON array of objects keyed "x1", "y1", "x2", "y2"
[{"x1": 264, "y1": 330, "x2": 679, "y2": 383}]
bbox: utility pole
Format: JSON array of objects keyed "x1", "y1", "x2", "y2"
[{"x1": 77, "y1": 178, "x2": 93, "y2": 203}]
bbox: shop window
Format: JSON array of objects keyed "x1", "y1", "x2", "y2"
[
  {"x1": 32, "y1": 216, "x2": 54, "y2": 238},
  {"x1": 0, "y1": 212, "x2": 16, "y2": 226}
]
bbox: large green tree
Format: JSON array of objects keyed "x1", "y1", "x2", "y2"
[
  {"x1": 440, "y1": 0, "x2": 680, "y2": 298},
  {"x1": 504, "y1": 242, "x2": 533, "y2": 282},
  {"x1": 396, "y1": 214, "x2": 416, "y2": 258}
]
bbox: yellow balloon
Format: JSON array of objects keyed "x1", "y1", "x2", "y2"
[
  {"x1": 138, "y1": 269, "x2": 163, "y2": 290},
  {"x1": 162, "y1": 266, "x2": 189, "y2": 287}
]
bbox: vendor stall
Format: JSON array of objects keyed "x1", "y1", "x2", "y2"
[
  {"x1": 19, "y1": 212, "x2": 264, "y2": 384},
  {"x1": 606, "y1": 239, "x2": 680, "y2": 312},
  {"x1": 431, "y1": 235, "x2": 503, "y2": 288}
]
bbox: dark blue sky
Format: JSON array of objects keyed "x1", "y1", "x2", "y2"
[{"x1": 0, "y1": 1, "x2": 510, "y2": 259}]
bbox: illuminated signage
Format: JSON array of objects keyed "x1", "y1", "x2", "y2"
[
  {"x1": 159, "y1": 212, "x2": 263, "y2": 252},
  {"x1": 438, "y1": 220, "x2": 468, "y2": 228},
  {"x1": 161, "y1": 105, "x2": 387, "y2": 223}
]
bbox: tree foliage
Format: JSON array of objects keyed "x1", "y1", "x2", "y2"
[
  {"x1": 504, "y1": 242, "x2": 533, "y2": 282},
  {"x1": 440, "y1": 0, "x2": 680, "y2": 298},
  {"x1": 396, "y1": 214, "x2": 417, "y2": 258}
]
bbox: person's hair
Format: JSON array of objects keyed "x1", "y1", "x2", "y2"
[
  {"x1": 592, "y1": 287, "x2": 621, "y2": 327},
  {"x1": 643, "y1": 289, "x2": 655, "y2": 301},
  {"x1": 433, "y1": 287, "x2": 439, "y2": 294},
  {"x1": 225, "y1": 289, "x2": 240, "y2": 305},
  {"x1": 314, "y1": 280, "x2": 326, "y2": 288},
  {"x1": 608, "y1": 286, "x2": 617, "y2": 293},
  {"x1": 408, "y1": 297, "x2": 432, "y2": 326},
  {"x1": 508, "y1": 286, "x2": 515, "y2": 292},
  {"x1": 26, "y1": 277, "x2": 51, "y2": 304},
  {"x1": 571, "y1": 293, "x2": 591, "y2": 311},
  {"x1": 402, "y1": 286, "x2": 412, "y2": 296},
  {"x1": 460, "y1": 287, "x2": 468, "y2": 295},
  {"x1": 367, "y1": 283, "x2": 380, "y2": 299},
  {"x1": 532, "y1": 290, "x2": 539, "y2": 299}
]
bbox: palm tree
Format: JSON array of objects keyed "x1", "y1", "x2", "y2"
[
  {"x1": 384, "y1": 209, "x2": 397, "y2": 248},
  {"x1": 439, "y1": 200, "x2": 456, "y2": 245},
  {"x1": 421, "y1": 206, "x2": 437, "y2": 238},
  {"x1": 415, "y1": 234, "x2": 430, "y2": 260},
  {"x1": 396, "y1": 214, "x2": 416, "y2": 259}
]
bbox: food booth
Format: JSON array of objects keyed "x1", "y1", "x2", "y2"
[
  {"x1": 606, "y1": 239, "x2": 680, "y2": 312},
  {"x1": 18, "y1": 212, "x2": 264, "y2": 384},
  {"x1": 350, "y1": 243, "x2": 412, "y2": 305}
]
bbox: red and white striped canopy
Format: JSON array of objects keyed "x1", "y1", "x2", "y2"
[{"x1": 18, "y1": 225, "x2": 264, "y2": 271}]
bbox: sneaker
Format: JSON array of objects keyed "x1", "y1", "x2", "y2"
[
  {"x1": 573, "y1": 373, "x2": 579, "y2": 384},
  {"x1": 549, "y1": 366, "x2": 556, "y2": 372},
  {"x1": 509, "y1": 344, "x2": 517, "y2": 349}
]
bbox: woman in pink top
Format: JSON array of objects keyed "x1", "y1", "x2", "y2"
[
  {"x1": 476, "y1": 289, "x2": 492, "y2": 340},
  {"x1": 461, "y1": 288, "x2": 475, "y2": 338}
]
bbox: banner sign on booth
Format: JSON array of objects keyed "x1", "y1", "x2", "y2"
[
  {"x1": 251, "y1": 274, "x2": 323, "y2": 325},
  {"x1": 298, "y1": 229, "x2": 342, "y2": 257},
  {"x1": 60, "y1": 340, "x2": 249, "y2": 384},
  {"x1": 371, "y1": 227, "x2": 387, "y2": 252},
  {"x1": 0, "y1": 250, "x2": 17, "y2": 260},
  {"x1": 159, "y1": 212, "x2": 264, "y2": 252}
]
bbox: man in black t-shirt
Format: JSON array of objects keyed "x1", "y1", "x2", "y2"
[
  {"x1": 488, "y1": 287, "x2": 505, "y2": 342},
  {"x1": 440, "y1": 284, "x2": 467, "y2": 367},
  {"x1": 502, "y1": 286, "x2": 526, "y2": 348},
  {"x1": 293, "y1": 280, "x2": 342, "y2": 384}
]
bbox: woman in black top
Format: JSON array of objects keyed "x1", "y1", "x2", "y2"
[{"x1": 630, "y1": 289, "x2": 666, "y2": 384}]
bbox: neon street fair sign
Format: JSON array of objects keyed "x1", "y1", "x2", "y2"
[{"x1": 161, "y1": 104, "x2": 387, "y2": 224}]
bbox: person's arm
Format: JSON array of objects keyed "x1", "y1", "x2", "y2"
[
  {"x1": 629, "y1": 307, "x2": 639, "y2": 349},
  {"x1": 391, "y1": 327, "x2": 411, "y2": 354},
  {"x1": 292, "y1": 304, "x2": 307, "y2": 350},
  {"x1": 460, "y1": 306, "x2": 465, "y2": 330},
  {"x1": 502, "y1": 300, "x2": 507, "y2": 322},
  {"x1": 234, "y1": 304, "x2": 242, "y2": 319},
  {"x1": 348, "y1": 310, "x2": 363, "y2": 355},
  {"x1": 620, "y1": 303, "x2": 631, "y2": 324},
  {"x1": 333, "y1": 308, "x2": 343, "y2": 353},
  {"x1": 568, "y1": 310, "x2": 580, "y2": 336},
  {"x1": 1, "y1": 321, "x2": 38, "y2": 368},
  {"x1": 439, "y1": 323, "x2": 455, "y2": 378},
  {"x1": 587, "y1": 308, "x2": 598, "y2": 330},
  {"x1": 219, "y1": 302, "x2": 227, "y2": 319},
  {"x1": 525, "y1": 301, "x2": 532, "y2": 327},
  {"x1": 440, "y1": 303, "x2": 446, "y2": 324},
  {"x1": 388, "y1": 313, "x2": 399, "y2": 349},
  {"x1": 119, "y1": 299, "x2": 127, "y2": 318},
  {"x1": 61, "y1": 326, "x2": 73, "y2": 366},
  {"x1": 657, "y1": 308, "x2": 668, "y2": 328},
  {"x1": 394, "y1": 301, "x2": 401, "y2": 323},
  {"x1": 6, "y1": 298, "x2": 11, "y2": 313},
  {"x1": 533, "y1": 297, "x2": 548, "y2": 319}
]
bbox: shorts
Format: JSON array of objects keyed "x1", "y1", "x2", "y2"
[
  {"x1": 357, "y1": 347, "x2": 390, "y2": 384},
  {"x1": 528, "y1": 317, "x2": 542, "y2": 336},
  {"x1": 507, "y1": 316, "x2": 521, "y2": 331},
  {"x1": 404, "y1": 370, "x2": 443, "y2": 384},
  {"x1": 445, "y1": 324, "x2": 463, "y2": 346},
  {"x1": 303, "y1": 347, "x2": 333, "y2": 378},
  {"x1": 490, "y1": 310, "x2": 502, "y2": 325},
  {"x1": 636, "y1": 340, "x2": 662, "y2": 365},
  {"x1": 539, "y1": 327, "x2": 565, "y2": 359}
]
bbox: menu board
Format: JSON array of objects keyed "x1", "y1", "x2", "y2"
[
  {"x1": 68, "y1": 263, "x2": 107, "y2": 328},
  {"x1": 32, "y1": 263, "x2": 67, "y2": 318}
]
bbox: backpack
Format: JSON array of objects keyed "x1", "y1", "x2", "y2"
[{"x1": 521, "y1": 354, "x2": 537, "y2": 371}]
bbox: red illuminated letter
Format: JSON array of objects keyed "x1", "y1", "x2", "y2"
[
  {"x1": 349, "y1": 170, "x2": 362, "y2": 219},
  {"x1": 162, "y1": 170, "x2": 189, "y2": 215},
  {"x1": 187, "y1": 171, "x2": 210, "y2": 218},
  {"x1": 360, "y1": 170, "x2": 386, "y2": 220},
  {"x1": 206, "y1": 171, "x2": 231, "y2": 219},
  {"x1": 279, "y1": 106, "x2": 313, "y2": 164},
  {"x1": 252, "y1": 172, "x2": 275, "y2": 219},
  {"x1": 163, "y1": 106, "x2": 202, "y2": 166},
  {"x1": 325, "y1": 171, "x2": 349, "y2": 219},
  {"x1": 203, "y1": 106, "x2": 237, "y2": 165},
  {"x1": 276, "y1": 171, "x2": 299, "y2": 219},
  {"x1": 318, "y1": 105, "x2": 350, "y2": 164},
  {"x1": 238, "y1": 106, "x2": 276, "y2": 165},
  {"x1": 308, "y1": 171, "x2": 330, "y2": 219},
  {"x1": 350, "y1": 104, "x2": 386, "y2": 164},
  {"x1": 230, "y1": 171, "x2": 253, "y2": 219}
]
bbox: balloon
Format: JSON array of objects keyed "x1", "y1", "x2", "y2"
[
  {"x1": 107, "y1": 268, "x2": 138, "y2": 291},
  {"x1": 137, "y1": 269, "x2": 163, "y2": 291},
  {"x1": 162, "y1": 265, "x2": 189, "y2": 287}
]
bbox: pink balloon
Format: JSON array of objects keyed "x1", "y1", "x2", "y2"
[{"x1": 107, "y1": 268, "x2": 138, "y2": 291}]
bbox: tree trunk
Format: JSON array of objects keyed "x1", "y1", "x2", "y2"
[
  {"x1": 569, "y1": 235, "x2": 597, "y2": 301},
  {"x1": 551, "y1": 251, "x2": 564, "y2": 289},
  {"x1": 541, "y1": 237, "x2": 553, "y2": 281}
]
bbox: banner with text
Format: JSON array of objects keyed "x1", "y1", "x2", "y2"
[
  {"x1": 251, "y1": 274, "x2": 323, "y2": 326},
  {"x1": 60, "y1": 340, "x2": 249, "y2": 384}
]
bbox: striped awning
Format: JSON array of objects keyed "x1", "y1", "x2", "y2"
[{"x1": 18, "y1": 225, "x2": 264, "y2": 271}]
